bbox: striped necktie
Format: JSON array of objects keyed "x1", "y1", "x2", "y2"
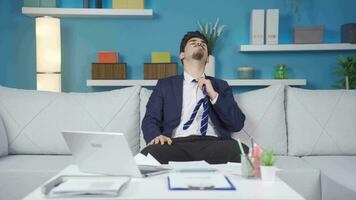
[{"x1": 183, "y1": 81, "x2": 209, "y2": 136}]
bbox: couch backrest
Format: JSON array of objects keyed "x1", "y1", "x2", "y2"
[
  {"x1": 139, "y1": 85, "x2": 288, "y2": 155},
  {"x1": 0, "y1": 114, "x2": 8, "y2": 157},
  {"x1": 286, "y1": 86, "x2": 356, "y2": 156},
  {"x1": 0, "y1": 85, "x2": 141, "y2": 155},
  {"x1": 233, "y1": 84, "x2": 287, "y2": 155}
]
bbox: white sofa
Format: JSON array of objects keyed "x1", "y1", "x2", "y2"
[{"x1": 0, "y1": 84, "x2": 355, "y2": 200}]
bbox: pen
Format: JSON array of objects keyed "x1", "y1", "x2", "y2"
[{"x1": 188, "y1": 185, "x2": 215, "y2": 190}]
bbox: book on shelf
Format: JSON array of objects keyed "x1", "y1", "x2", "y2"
[
  {"x1": 266, "y1": 9, "x2": 279, "y2": 45},
  {"x1": 250, "y1": 9, "x2": 265, "y2": 45}
]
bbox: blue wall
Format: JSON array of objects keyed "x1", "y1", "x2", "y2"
[{"x1": 1, "y1": 0, "x2": 356, "y2": 92}]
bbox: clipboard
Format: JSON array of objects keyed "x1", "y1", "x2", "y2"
[{"x1": 167, "y1": 174, "x2": 236, "y2": 191}]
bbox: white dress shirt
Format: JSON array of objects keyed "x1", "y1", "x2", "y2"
[{"x1": 171, "y1": 72, "x2": 219, "y2": 138}]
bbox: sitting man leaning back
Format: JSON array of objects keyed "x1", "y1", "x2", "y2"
[{"x1": 141, "y1": 31, "x2": 248, "y2": 164}]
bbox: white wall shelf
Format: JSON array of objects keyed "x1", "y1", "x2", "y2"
[
  {"x1": 240, "y1": 43, "x2": 356, "y2": 52},
  {"x1": 22, "y1": 7, "x2": 153, "y2": 18},
  {"x1": 87, "y1": 79, "x2": 307, "y2": 87}
]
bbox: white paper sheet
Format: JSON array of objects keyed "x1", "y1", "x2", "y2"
[
  {"x1": 168, "y1": 161, "x2": 217, "y2": 172},
  {"x1": 169, "y1": 172, "x2": 232, "y2": 189},
  {"x1": 134, "y1": 153, "x2": 161, "y2": 166}
]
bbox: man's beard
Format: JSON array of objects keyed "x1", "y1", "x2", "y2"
[{"x1": 192, "y1": 51, "x2": 204, "y2": 60}]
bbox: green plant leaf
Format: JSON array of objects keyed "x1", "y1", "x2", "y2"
[
  {"x1": 197, "y1": 18, "x2": 226, "y2": 55},
  {"x1": 334, "y1": 55, "x2": 356, "y2": 89},
  {"x1": 261, "y1": 150, "x2": 275, "y2": 166}
]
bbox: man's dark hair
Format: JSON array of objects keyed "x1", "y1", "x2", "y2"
[{"x1": 180, "y1": 31, "x2": 209, "y2": 55}]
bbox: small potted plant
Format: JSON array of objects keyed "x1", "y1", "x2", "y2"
[
  {"x1": 260, "y1": 150, "x2": 276, "y2": 181},
  {"x1": 197, "y1": 18, "x2": 226, "y2": 77},
  {"x1": 334, "y1": 56, "x2": 356, "y2": 90}
]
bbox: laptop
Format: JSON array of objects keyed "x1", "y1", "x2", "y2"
[{"x1": 61, "y1": 130, "x2": 171, "y2": 177}]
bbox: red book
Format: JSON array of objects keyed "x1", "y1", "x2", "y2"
[{"x1": 97, "y1": 52, "x2": 118, "y2": 63}]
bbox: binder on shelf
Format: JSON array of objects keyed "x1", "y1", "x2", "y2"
[
  {"x1": 83, "y1": 0, "x2": 89, "y2": 8},
  {"x1": 250, "y1": 9, "x2": 265, "y2": 45},
  {"x1": 266, "y1": 9, "x2": 279, "y2": 45},
  {"x1": 95, "y1": 0, "x2": 102, "y2": 8}
]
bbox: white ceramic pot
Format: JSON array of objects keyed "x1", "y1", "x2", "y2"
[
  {"x1": 205, "y1": 55, "x2": 215, "y2": 77},
  {"x1": 260, "y1": 166, "x2": 276, "y2": 181}
]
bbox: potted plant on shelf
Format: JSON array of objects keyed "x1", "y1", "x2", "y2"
[
  {"x1": 334, "y1": 56, "x2": 356, "y2": 90},
  {"x1": 197, "y1": 18, "x2": 226, "y2": 77},
  {"x1": 260, "y1": 150, "x2": 276, "y2": 181}
]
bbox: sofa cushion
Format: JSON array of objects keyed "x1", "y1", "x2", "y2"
[
  {"x1": 0, "y1": 155, "x2": 73, "y2": 200},
  {"x1": 232, "y1": 84, "x2": 287, "y2": 155},
  {"x1": 0, "y1": 115, "x2": 8, "y2": 157},
  {"x1": 139, "y1": 88, "x2": 152, "y2": 151},
  {"x1": 287, "y1": 87, "x2": 356, "y2": 156},
  {"x1": 276, "y1": 156, "x2": 321, "y2": 200},
  {"x1": 0, "y1": 155, "x2": 73, "y2": 172},
  {"x1": 0, "y1": 86, "x2": 141, "y2": 155},
  {"x1": 0, "y1": 171, "x2": 57, "y2": 200},
  {"x1": 302, "y1": 156, "x2": 356, "y2": 200}
]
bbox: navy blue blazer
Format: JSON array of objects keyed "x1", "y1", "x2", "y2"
[{"x1": 142, "y1": 75, "x2": 245, "y2": 143}]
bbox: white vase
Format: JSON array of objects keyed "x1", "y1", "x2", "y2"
[
  {"x1": 205, "y1": 55, "x2": 215, "y2": 77},
  {"x1": 260, "y1": 166, "x2": 276, "y2": 181}
]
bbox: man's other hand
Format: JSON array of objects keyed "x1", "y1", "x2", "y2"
[{"x1": 148, "y1": 135, "x2": 172, "y2": 145}]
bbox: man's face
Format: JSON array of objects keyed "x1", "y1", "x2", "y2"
[{"x1": 180, "y1": 37, "x2": 208, "y2": 63}]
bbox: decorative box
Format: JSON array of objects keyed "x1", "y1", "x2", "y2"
[
  {"x1": 92, "y1": 63, "x2": 127, "y2": 80},
  {"x1": 151, "y1": 52, "x2": 171, "y2": 63},
  {"x1": 238, "y1": 66, "x2": 255, "y2": 79},
  {"x1": 341, "y1": 23, "x2": 356, "y2": 44},
  {"x1": 144, "y1": 63, "x2": 177, "y2": 80},
  {"x1": 293, "y1": 26, "x2": 324, "y2": 44},
  {"x1": 112, "y1": 0, "x2": 144, "y2": 9},
  {"x1": 97, "y1": 52, "x2": 119, "y2": 63}
]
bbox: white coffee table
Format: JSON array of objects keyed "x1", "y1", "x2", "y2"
[{"x1": 23, "y1": 164, "x2": 305, "y2": 200}]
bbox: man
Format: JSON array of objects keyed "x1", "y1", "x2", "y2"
[{"x1": 141, "y1": 31, "x2": 247, "y2": 164}]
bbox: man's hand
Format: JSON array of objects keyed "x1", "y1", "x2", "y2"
[
  {"x1": 197, "y1": 78, "x2": 218, "y2": 100},
  {"x1": 148, "y1": 135, "x2": 172, "y2": 145}
]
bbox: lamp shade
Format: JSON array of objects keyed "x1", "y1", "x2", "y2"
[
  {"x1": 35, "y1": 16, "x2": 61, "y2": 92},
  {"x1": 37, "y1": 74, "x2": 61, "y2": 92}
]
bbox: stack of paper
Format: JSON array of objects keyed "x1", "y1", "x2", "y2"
[{"x1": 49, "y1": 177, "x2": 130, "y2": 197}]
